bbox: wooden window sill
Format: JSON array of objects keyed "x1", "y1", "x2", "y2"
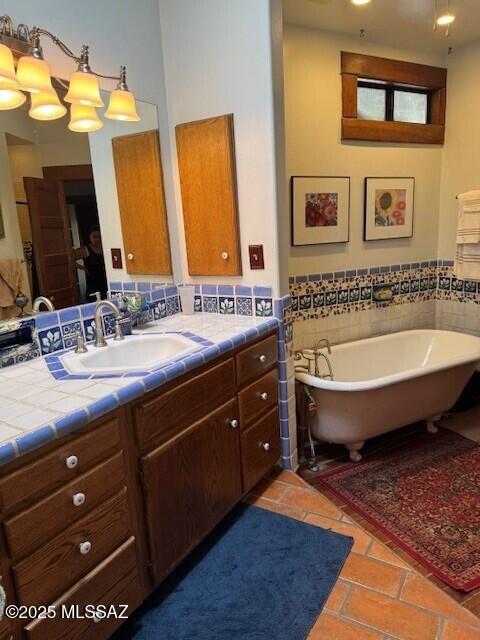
[{"x1": 342, "y1": 118, "x2": 445, "y2": 145}]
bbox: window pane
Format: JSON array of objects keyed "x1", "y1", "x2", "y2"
[
  {"x1": 393, "y1": 90, "x2": 428, "y2": 124},
  {"x1": 357, "y1": 87, "x2": 386, "y2": 121}
]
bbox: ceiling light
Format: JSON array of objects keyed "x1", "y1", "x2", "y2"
[
  {"x1": 0, "y1": 88, "x2": 26, "y2": 110},
  {"x1": 351, "y1": 0, "x2": 371, "y2": 5},
  {"x1": 105, "y1": 66, "x2": 140, "y2": 121},
  {"x1": 0, "y1": 43, "x2": 19, "y2": 88},
  {"x1": 68, "y1": 103, "x2": 103, "y2": 132},
  {"x1": 436, "y1": 12, "x2": 455, "y2": 25},
  {"x1": 29, "y1": 87, "x2": 67, "y2": 120}
]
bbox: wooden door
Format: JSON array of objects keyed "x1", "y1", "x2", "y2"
[
  {"x1": 24, "y1": 177, "x2": 79, "y2": 310},
  {"x1": 111, "y1": 130, "x2": 172, "y2": 275},
  {"x1": 142, "y1": 399, "x2": 242, "y2": 584},
  {"x1": 175, "y1": 114, "x2": 242, "y2": 276}
]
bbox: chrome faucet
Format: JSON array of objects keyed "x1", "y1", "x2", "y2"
[
  {"x1": 32, "y1": 296, "x2": 55, "y2": 312},
  {"x1": 312, "y1": 338, "x2": 333, "y2": 379},
  {"x1": 94, "y1": 300, "x2": 124, "y2": 348},
  {"x1": 313, "y1": 337, "x2": 332, "y2": 354}
]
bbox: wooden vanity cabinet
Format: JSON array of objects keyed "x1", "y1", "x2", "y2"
[
  {"x1": 142, "y1": 399, "x2": 242, "y2": 583},
  {"x1": 0, "y1": 329, "x2": 279, "y2": 640}
]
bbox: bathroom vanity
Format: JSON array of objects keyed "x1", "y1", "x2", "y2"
[{"x1": 0, "y1": 329, "x2": 279, "y2": 640}]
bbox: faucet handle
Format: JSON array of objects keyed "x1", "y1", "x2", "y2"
[
  {"x1": 75, "y1": 332, "x2": 88, "y2": 354},
  {"x1": 114, "y1": 317, "x2": 126, "y2": 341}
]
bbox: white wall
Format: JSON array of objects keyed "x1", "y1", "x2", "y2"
[
  {"x1": 284, "y1": 26, "x2": 445, "y2": 276},
  {"x1": 158, "y1": 0, "x2": 284, "y2": 295},
  {"x1": 438, "y1": 40, "x2": 480, "y2": 259}
]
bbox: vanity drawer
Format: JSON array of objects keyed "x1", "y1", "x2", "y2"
[
  {"x1": 25, "y1": 538, "x2": 142, "y2": 640},
  {"x1": 14, "y1": 488, "x2": 131, "y2": 607},
  {"x1": 4, "y1": 451, "x2": 126, "y2": 560},
  {"x1": 238, "y1": 368, "x2": 279, "y2": 428},
  {"x1": 236, "y1": 334, "x2": 277, "y2": 388},
  {"x1": 135, "y1": 358, "x2": 235, "y2": 451},
  {"x1": 241, "y1": 408, "x2": 280, "y2": 493},
  {"x1": 0, "y1": 417, "x2": 121, "y2": 514}
]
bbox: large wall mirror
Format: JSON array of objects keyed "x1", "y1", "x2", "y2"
[{"x1": 1, "y1": 83, "x2": 171, "y2": 313}]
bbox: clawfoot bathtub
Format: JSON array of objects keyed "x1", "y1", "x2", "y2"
[{"x1": 295, "y1": 330, "x2": 480, "y2": 461}]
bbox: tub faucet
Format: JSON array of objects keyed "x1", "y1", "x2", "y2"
[
  {"x1": 313, "y1": 337, "x2": 331, "y2": 354},
  {"x1": 94, "y1": 300, "x2": 124, "y2": 347},
  {"x1": 32, "y1": 296, "x2": 55, "y2": 312},
  {"x1": 313, "y1": 338, "x2": 334, "y2": 380}
]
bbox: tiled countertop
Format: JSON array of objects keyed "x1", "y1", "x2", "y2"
[{"x1": 0, "y1": 313, "x2": 278, "y2": 466}]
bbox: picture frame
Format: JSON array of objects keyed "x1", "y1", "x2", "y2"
[
  {"x1": 364, "y1": 177, "x2": 415, "y2": 241},
  {"x1": 291, "y1": 176, "x2": 350, "y2": 246},
  {"x1": 0, "y1": 205, "x2": 4, "y2": 240}
]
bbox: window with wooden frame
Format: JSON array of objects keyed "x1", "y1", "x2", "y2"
[{"x1": 341, "y1": 52, "x2": 447, "y2": 145}]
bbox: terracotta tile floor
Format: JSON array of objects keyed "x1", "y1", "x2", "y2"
[{"x1": 246, "y1": 468, "x2": 480, "y2": 640}]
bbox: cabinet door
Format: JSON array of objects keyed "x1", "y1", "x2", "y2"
[
  {"x1": 142, "y1": 399, "x2": 241, "y2": 583},
  {"x1": 175, "y1": 114, "x2": 242, "y2": 276},
  {"x1": 112, "y1": 130, "x2": 172, "y2": 275}
]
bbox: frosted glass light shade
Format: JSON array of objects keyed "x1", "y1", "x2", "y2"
[
  {"x1": 0, "y1": 88, "x2": 26, "y2": 110},
  {"x1": 0, "y1": 44, "x2": 18, "y2": 88},
  {"x1": 68, "y1": 103, "x2": 103, "y2": 132},
  {"x1": 29, "y1": 87, "x2": 67, "y2": 120},
  {"x1": 65, "y1": 71, "x2": 104, "y2": 107},
  {"x1": 105, "y1": 89, "x2": 140, "y2": 121},
  {"x1": 17, "y1": 56, "x2": 52, "y2": 93}
]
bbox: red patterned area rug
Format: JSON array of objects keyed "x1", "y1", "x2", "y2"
[{"x1": 317, "y1": 429, "x2": 480, "y2": 591}]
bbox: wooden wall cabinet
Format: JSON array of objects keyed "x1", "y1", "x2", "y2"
[
  {"x1": 175, "y1": 114, "x2": 242, "y2": 276},
  {"x1": 112, "y1": 130, "x2": 172, "y2": 275},
  {"x1": 0, "y1": 330, "x2": 279, "y2": 640}
]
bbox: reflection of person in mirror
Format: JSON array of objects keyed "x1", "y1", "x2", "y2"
[{"x1": 74, "y1": 226, "x2": 108, "y2": 300}]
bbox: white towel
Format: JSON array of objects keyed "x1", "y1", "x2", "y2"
[{"x1": 454, "y1": 191, "x2": 480, "y2": 281}]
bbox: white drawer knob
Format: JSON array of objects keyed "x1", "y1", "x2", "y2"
[
  {"x1": 259, "y1": 392, "x2": 268, "y2": 401},
  {"x1": 258, "y1": 354, "x2": 267, "y2": 363},
  {"x1": 127, "y1": 253, "x2": 134, "y2": 261},
  {"x1": 261, "y1": 442, "x2": 270, "y2": 451},
  {"x1": 221, "y1": 251, "x2": 229, "y2": 260},
  {"x1": 229, "y1": 419, "x2": 239, "y2": 429},
  {"x1": 93, "y1": 615, "x2": 101, "y2": 623},
  {"x1": 72, "y1": 492, "x2": 86, "y2": 507},
  {"x1": 79, "y1": 541, "x2": 92, "y2": 555},
  {"x1": 65, "y1": 455, "x2": 78, "y2": 469}
]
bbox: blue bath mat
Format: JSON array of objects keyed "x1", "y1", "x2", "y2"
[{"x1": 114, "y1": 504, "x2": 353, "y2": 639}]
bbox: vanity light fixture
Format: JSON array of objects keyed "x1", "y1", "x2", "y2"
[
  {"x1": 68, "y1": 103, "x2": 103, "y2": 132},
  {"x1": 29, "y1": 86, "x2": 66, "y2": 120},
  {"x1": 105, "y1": 66, "x2": 140, "y2": 121},
  {"x1": 64, "y1": 46, "x2": 104, "y2": 108},
  {"x1": 0, "y1": 15, "x2": 141, "y2": 130},
  {"x1": 351, "y1": 0, "x2": 372, "y2": 5}
]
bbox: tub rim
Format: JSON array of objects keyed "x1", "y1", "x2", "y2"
[{"x1": 295, "y1": 329, "x2": 480, "y2": 392}]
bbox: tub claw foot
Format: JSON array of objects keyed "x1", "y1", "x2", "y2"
[
  {"x1": 346, "y1": 441, "x2": 365, "y2": 463},
  {"x1": 426, "y1": 421, "x2": 439, "y2": 434},
  {"x1": 349, "y1": 450, "x2": 363, "y2": 462}
]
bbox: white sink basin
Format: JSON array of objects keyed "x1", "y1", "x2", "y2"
[{"x1": 61, "y1": 334, "x2": 200, "y2": 374}]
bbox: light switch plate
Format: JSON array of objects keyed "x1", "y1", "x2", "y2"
[
  {"x1": 111, "y1": 248, "x2": 123, "y2": 269},
  {"x1": 249, "y1": 244, "x2": 264, "y2": 270}
]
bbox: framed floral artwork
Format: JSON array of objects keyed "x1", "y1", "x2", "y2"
[
  {"x1": 364, "y1": 177, "x2": 415, "y2": 241},
  {"x1": 291, "y1": 176, "x2": 350, "y2": 246}
]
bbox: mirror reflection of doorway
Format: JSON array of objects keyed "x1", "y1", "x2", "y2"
[{"x1": 23, "y1": 165, "x2": 106, "y2": 308}]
